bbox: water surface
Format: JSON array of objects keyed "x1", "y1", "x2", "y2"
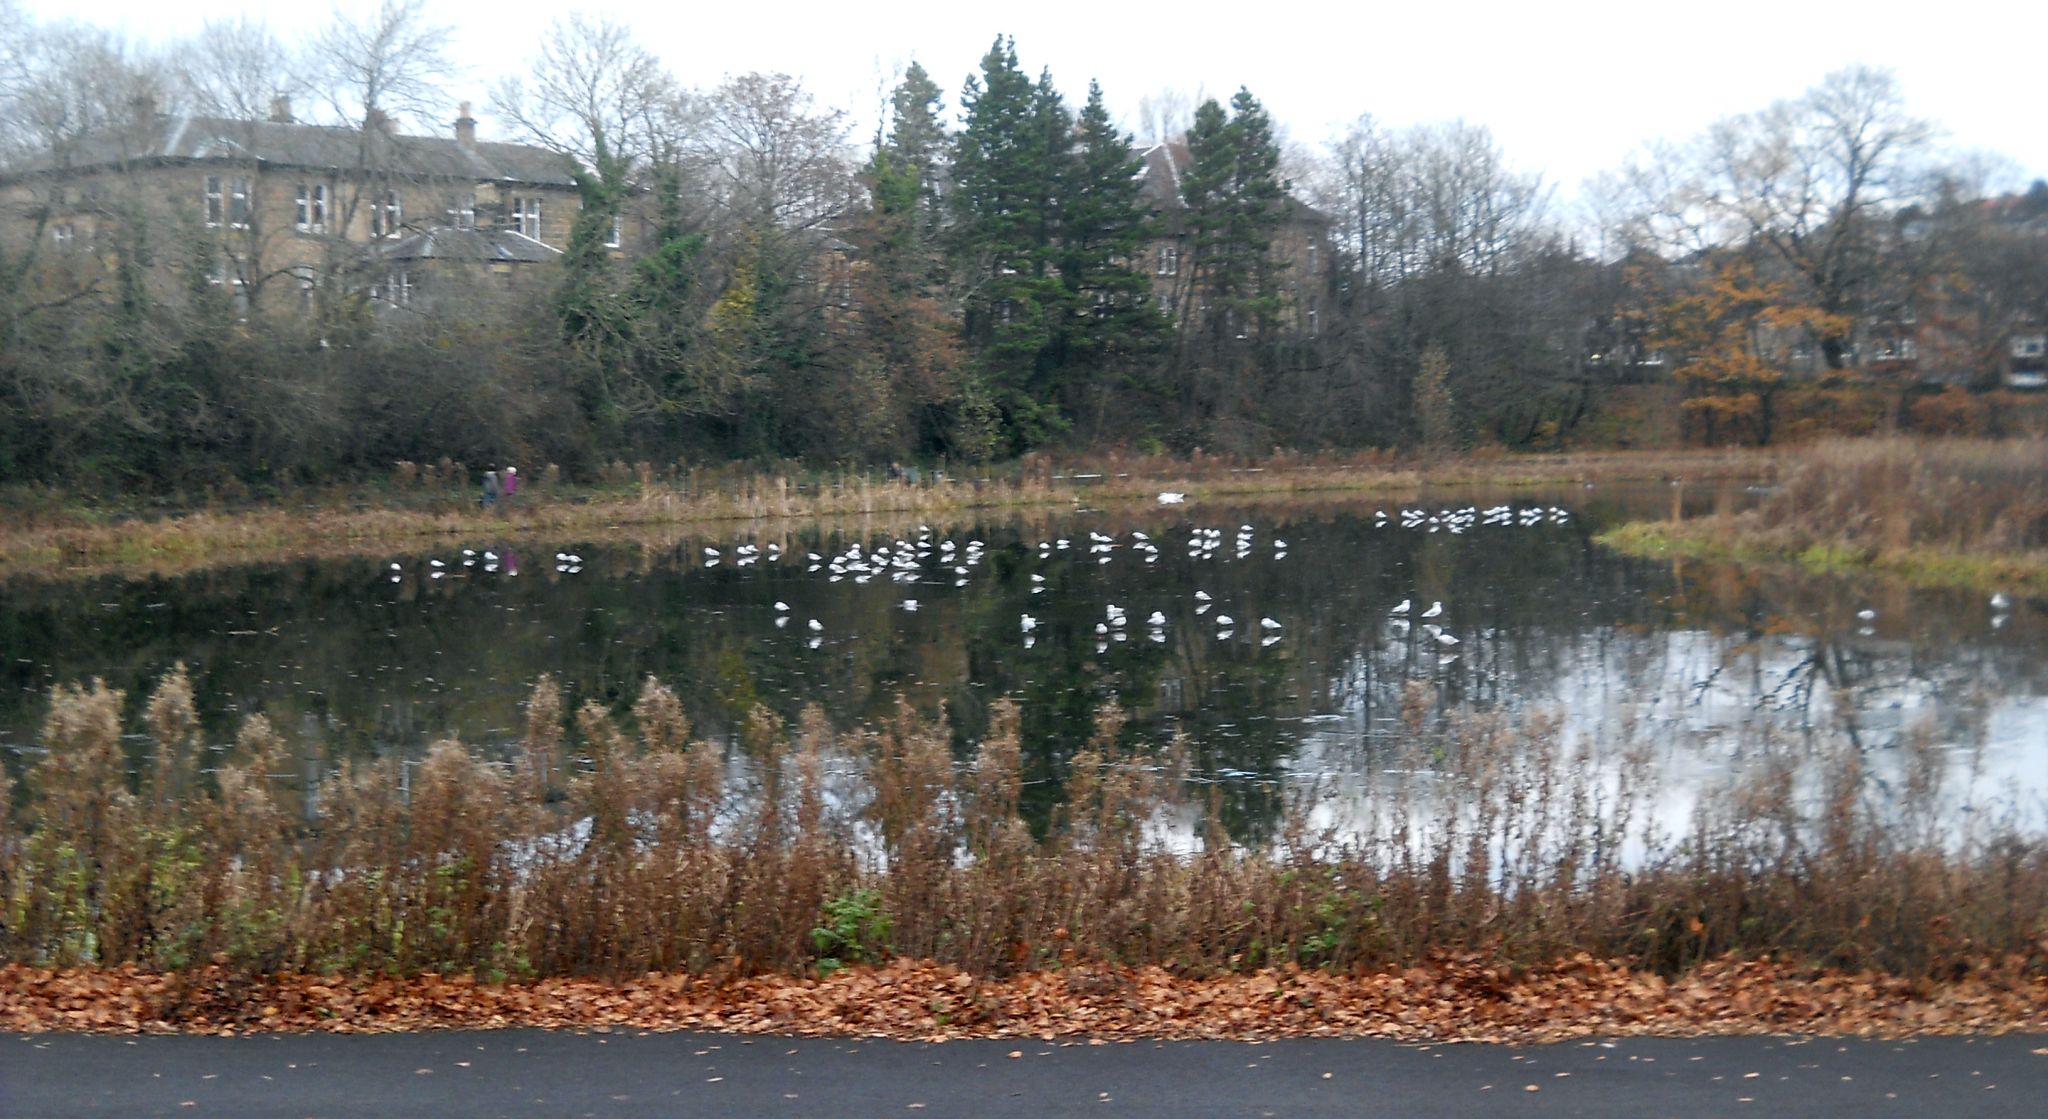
[{"x1": 2, "y1": 483, "x2": 2041, "y2": 837}]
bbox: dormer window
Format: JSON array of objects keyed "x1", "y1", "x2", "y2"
[
  {"x1": 449, "y1": 195, "x2": 476, "y2": 229},
  {"x1": 512, "y1": 196, "x2": 543, "y2": 242}
]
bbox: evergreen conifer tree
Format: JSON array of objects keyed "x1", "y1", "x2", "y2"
[
  {"x1": 1055, "y1": 79, "x2": 1165, "y2": 428},
  {"x1": 948, "y1": 36, "x2": 1071, "y2": 450},
  {"x1": 884, "y1": 61, "x2": 947, "y2": 257}
]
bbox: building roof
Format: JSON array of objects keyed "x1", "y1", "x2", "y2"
[
  {"x1": 1135, "y1": 141, "x2": 1329, "y2": 228},
  {"x1": 5, "y1": 113, "x2": 578, "y2": 188},
  {"x1": 375, "y1": 226, "x2": 563, "y2": 264}
]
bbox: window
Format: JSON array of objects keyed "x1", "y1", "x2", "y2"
[
  {"x1": 1307, "y1": 303, "x2": 1319, "y2": 338},
  {"x1": 604, "y1": 212, "x2": 622, "y2": 248},
  {"x1": 449, "y1": 195, "x2": 475, "y2": 229},
  {"x1": 370, "y1": 270, "x2": 413, "y2": 307},
  {"x1": 1157, "y1": 245, "x2": 1179, "y2": 276},
  {"x1": 295, "y1": 183, "x2": 326, "y2": 232},
  {"x1": 208, "y1": 257, "x2": 249, "y2": 315},
  {"x1": 2013, "y1": 334, "x2": 2046, "y2": 359},
  {"x1": 1306, "y1": 241, "x2": 1318, "y2": 275},
  {"x1": 204, "y1": 176, "x2": 223, "y2": 226},
  {"x1": 371, "y1": 189, "x2": 401, "y2": 239},
  {"x1": 229, "y1": 176, "x2": 251, "y2": 228},
  {"x1": 512, "y1": 196, "x2": 542, "y2": 242},
  {"x1": 295, "y1": 266, "x2": 317, "y2": 310},
  {"x1": 52, "y1": 223, "x2": 75, "y2": 252}
]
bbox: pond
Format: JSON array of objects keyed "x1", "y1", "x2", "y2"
[{"x1": 2, "y1": 482, "x2": 2042, "y2": 839}]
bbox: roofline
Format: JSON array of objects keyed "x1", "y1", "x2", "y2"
[
  {"x1": 0, "y1": 113, "x2": 580, "y2": 189},
  {"x1": 0, "y1": 152, "x2": 582, "y2": 190}
]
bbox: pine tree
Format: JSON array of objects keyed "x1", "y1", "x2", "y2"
[
  {"x1": 1181, "y1": 87, "x2": 1286, "y2": 346},
  {"x1": 1175, "y1": 87, "x2": 1289, "y2": 438},
  {"x1": 883, "y1": 60, "x2": 947, "y2": 257},
  {"x1": 1054, "y1": 79, "x2": 1165, "y2": 428},
  {"x1": 948, "y1": 36, "x2": 1071, "y2": 451}
]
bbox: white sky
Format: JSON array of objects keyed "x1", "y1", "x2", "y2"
[{"x1": 27, "y1": 0, "x2": 2048, "y2": 202}]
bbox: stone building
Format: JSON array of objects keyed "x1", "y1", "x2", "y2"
[
  {"x1": 1133, "y1": 140, "x2": 1332, "y2": 338},
  {"x1": 0, "y1": 98, "x2": 587, "y2": 317}
]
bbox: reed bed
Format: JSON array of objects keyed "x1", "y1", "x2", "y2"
[
  {"x1": 0, "y1": 447, "x2": 1770, "y2": 582},
  {"x1": 3, "y1": 668, "x2": 2043, "y2": 986},
  {"x1": 1602, "y1": 437, "x2": 2048, "y2": 592}
]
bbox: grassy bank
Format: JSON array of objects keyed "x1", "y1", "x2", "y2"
[
  {"x1": 1599, "y1": 438, "x2": 2048, "y2": 594},
  {"x1": 4, "y1": 671, "x2": 2042, "y2": 994},
  {"x1": 0, "y1": 447, "x2": 1770, "y2": 581}
]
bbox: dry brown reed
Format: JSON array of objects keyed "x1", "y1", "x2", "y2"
[
  {"x1": 1604, "y1": 437, "x2": 2048, "y2": 591},
  {"x1": 1751, "y1": 437, "x2": 2048, "y2": 555},
  {"x1": 3, "y1": 673, "x2": 2043, "y2": 985}
]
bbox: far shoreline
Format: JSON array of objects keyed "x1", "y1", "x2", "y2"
[{"x1": 0, "y1": 446, "x2": 1773, "y2": 582}]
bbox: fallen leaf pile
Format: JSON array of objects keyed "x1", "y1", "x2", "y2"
[{"x1": 4, "y1": 954, "x2": 2046, "y2": 1042}]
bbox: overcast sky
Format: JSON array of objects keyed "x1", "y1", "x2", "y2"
[{"x1": 25, "y1": 0, "x2": 2048, "y2": 200}]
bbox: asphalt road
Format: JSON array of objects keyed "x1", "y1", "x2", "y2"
[{"x1": 5, "y1": 1029, "x2": 2045, "y2": 1118}]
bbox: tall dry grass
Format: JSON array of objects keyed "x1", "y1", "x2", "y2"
[
  {"x1": 1748, "y1": 437, "x2": 2048, "y2": 555},
  {"x1": 2, "y1": 671, "x2": 2042, "y2": 982},
  {"x1": 1604, "y1": 437, "x2": 2048, "y2": 591}
]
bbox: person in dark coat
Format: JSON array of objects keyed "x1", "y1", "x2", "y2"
[{"x1": 481, "y1": 469, "x2": 500, "y2": 509}]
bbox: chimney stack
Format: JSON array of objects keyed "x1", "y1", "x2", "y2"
[
  {"x1": 129, "y1": 92, "x2": 158, "y2": 121},
  {"x1": 269, "y1": 94, "x2": 294, "y2": 124},
  {"x1": 364, "y1": 107, "x2": 390, "y2": 134},
  {"x1": 454, "y1": 101, "x2": 476, "y2": 148}
]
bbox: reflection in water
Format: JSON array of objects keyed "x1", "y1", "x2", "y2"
[{"x1": 0, "y1": 484, "x2": 2041, "y2": 840}]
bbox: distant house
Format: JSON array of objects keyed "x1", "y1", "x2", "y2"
[
  {"x1": 1597, "y1": 185, "x2": 2048, "y2": 393},
  {"x1": 1133, "y1": 141, "x2": 1331, "y2": 338},
  {"x1": 0, "y1": 97, "x2": 590, "y2": 316}
]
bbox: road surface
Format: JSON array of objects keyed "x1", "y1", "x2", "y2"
[{"x1": 6, "y1": 1029, "x2": 2045, "y2": 1117}]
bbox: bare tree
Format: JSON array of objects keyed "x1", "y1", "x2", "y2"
[
  {"x1": 693, "y1": 72, "x2": 855, "y2": 233},
  {"x1": 1133, "y1": 86, "x2": 1202, "y2": 146},
  {"x1": 0, "y1": 18, "x2": 173, "y2": 169},
  {"x1": 305, "y1": 0, "x2": 454, "y2": 131},
  {"x1": 1620, "y1": 65, "x2": 1937, "y2": 370},
  {"x1": 170, "y1": 17, "x2": 300, "y2": 124},
  {"x1": 492, "y1": 14, "x2": 676, "y2": 170}
]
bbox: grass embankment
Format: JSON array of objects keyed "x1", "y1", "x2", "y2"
[
  {"x1": 3, "y1": 669, "x2": 2044, "y2": 1037},
  {"x1": 0, "y1": 447, "x2": 1768, "y2": 581},
  {"x1": 1599, "y1": 438, "x2": 2048, "y2": 594}
]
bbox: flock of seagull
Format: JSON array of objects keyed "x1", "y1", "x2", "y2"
[{"x1": 380, "y1": 501, "x2": 1582, "y2": 656}]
